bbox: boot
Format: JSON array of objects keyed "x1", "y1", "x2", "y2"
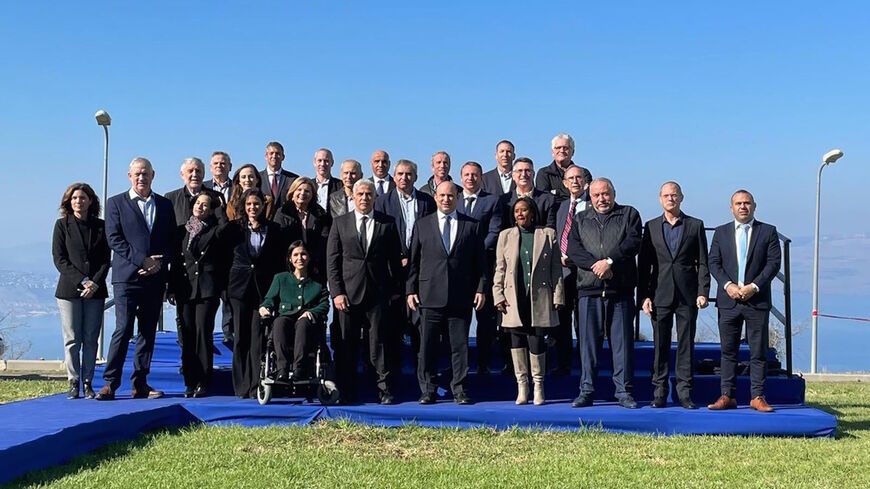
[
  {"x1": 530, "y1": 352, "x2": 546, "y2": 405},
  {"x1": 67, "y1": 379, "x2": 80, "y2": 400},
  {"x1": 510, "y1": 348, "x2": 529, "y2": 405},
  {"x1": 82, "y1": 381, "x2": 96, "y2": 400}
]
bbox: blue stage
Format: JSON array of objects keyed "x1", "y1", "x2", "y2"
[{"x1": 0, "y1": 332, "x2": 837, "y2": 485}]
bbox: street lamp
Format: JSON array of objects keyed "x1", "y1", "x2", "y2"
[
  {"x1": 811, "y1": 148, "x2": 844, "y2": 373},
  {"x1": 94, "y1": 110, "x2": 111, "y2": 362}
]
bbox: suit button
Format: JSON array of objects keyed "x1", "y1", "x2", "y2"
[
  {"x1": 195, "y1": 260, "x2": 199, "y2": 265},
  {"x1": 297, "y1": 295, "x2": 302, "y2": 299},
  {"x1": 195, "y1": 272, "x2": 199, "y2": 275},
  {"x1": 251, "y1": 264, "x2": 255, "y2": 268},
  {"x1": 183, "y1": 262, "x2": 187, "y2": 266}
]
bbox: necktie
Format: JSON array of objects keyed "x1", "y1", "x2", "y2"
[
  {"x1": 737, "y1": 223, "x2": 749, "y2": 285},
  {"x1": 377, "y1": 180, "x2": 385, "y2": 196},
  {"x1": 465, "y1": 196, "x2": 475, "y2": 215},
  {"x1": 359, "y1": 216, "x2": 369, "y2": 254},
  {"x1": 560, "y1": 199, "x2": 577, "y2": 255},
  {"x1": 442, "y1": 215, "x2": 452, "y2": 253},
  {"x1": 271, "y1": 173, "x2": 278, "y2": 199}
]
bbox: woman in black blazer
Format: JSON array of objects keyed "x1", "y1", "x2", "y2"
[
  {"x1": 273, "y1": 176, "x2": 331, "y2": 280},
  {"x1": 225, "y1": 189, "x2": 288, "y2": 398},
  {"x1": 168, "y1": 193, "x2": 227, "y2": 398},
  {"x1": 52, "y1": 183, "x2": 110, "y2": 400}
]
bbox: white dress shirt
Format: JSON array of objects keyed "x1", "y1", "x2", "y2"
[
  {"x1": 500, "y1": 170, "x2": 512, "y2": 193},
  {"x1": 315, "y1": 177, "x2": 331, "y2": 206},
  {"x1": 462, "y1": 190, "x2": 480, "y2": 214},
  {"x1": 354, "y1": 210, "x2": 375, "y2": 251},
  {"x1": 437, "y1": 210, "x2": 459, "y2": 251}
]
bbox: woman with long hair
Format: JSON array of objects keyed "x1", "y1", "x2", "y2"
[
  {"x1": 273, "y1": 176, "x2": 331, "y2": 279},
  {"x1": 226, "y1": 164, "x2": 275, "y2": 221}
]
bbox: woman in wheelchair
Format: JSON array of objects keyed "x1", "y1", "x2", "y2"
[{"x1": 258, "y1": 240, "x2": 329, "y2": 381}]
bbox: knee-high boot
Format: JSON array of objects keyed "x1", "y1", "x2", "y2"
[
  {"x1": 510, "y1": 348, "x2": 529, "y2": 405},
  {"x1": 530, "y1": 352, "x2": 546, "y2": 405}
]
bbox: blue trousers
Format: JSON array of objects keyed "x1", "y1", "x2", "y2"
[
  {"x1": 577, "y1": 294, "x2": 635, "y2": 399},
  {"x1": 103, "y1": 282, "x2": 165, "y2": 391}
]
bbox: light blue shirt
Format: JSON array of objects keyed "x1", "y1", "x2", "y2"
[
  {"x1": 398, "y1": 190, "x2": 418, "y2": 248},
  {"x1": 128, "y1": 188, "x2": 155, "y2": 232}
]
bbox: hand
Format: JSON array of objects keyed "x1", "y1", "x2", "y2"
[
  {"x1": 496, "y1": 301, "x2": 509, "y2": 314},
  {"x1": 561, "y1": 256, "x2": 568, "y2": 266},
  {"x1": 334, "y1": 294, "x2": 350, "y2": 313},
  {"x1": 407, "y1": 294, "x2": 420, "y2": 312},
  {"x1": 80, "y1": 281, "x2": 97, "y2": 299},
  {"x1": 167, "y1": 293, "x2": 176, "y2": 306},
  {"x1": 739, "y1": 285, "x2": 757, "y2": 300},
  {"x1": 302, "y1": 311, "x2": 315, "y2": 322},
  {"x1": 258, "y1": 306, "x2": 272, "y2": 318},
  {"x1": 591, "y1": 259, "x2": 611, "y2": 278},
  {"x1": 139, "y1": 255, "x2": 163, "y2": 276},
  {"x1": 401, "y1": 258, "x2": 409, "y2": 268},
  {"x1": 725, "y1": 283, "x2": 742, "y2": 300},
  {"x1": 601, "y1": 269, "x2": 613, "y2": 280},
  {"x1": 696, "y1": 296, "x2": 708, "y2": 309},
  {"x1": 473, "y1": 293, "x2": 486, "y2": 311},
  {"x1": 642, "y1": 298, "x2": 653, "y2": 317},
  {"x1": 554, "y1": 303, "x2": 564, "y2": 311}
]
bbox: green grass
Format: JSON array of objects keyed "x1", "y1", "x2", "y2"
[
  {"x1": 0, "y1": 377, "x2": 67, "y2": 404},
  {"x1": 2, "y1": 380, "x2": 869, "y2": 488}
]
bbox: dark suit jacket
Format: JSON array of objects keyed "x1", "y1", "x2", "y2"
[
  {"x1": 105, "y1": 191, "x2": 176, "y2": 284},
  {"x1": 168, "y1": 215, "x2": 229, "y2": 301},
  {"x1": 259, "y1": 168, "x2": 299, "y2": 209},
  {"x1": 369, "y1": 175, "x2": 396, "y2": 196},
  {"x1": 374, "y1": 188, "x2": 436, "y2": 256},
  {"x1": 326, "y1": 211, "x2": 404, "y2": 305},
  {"x1": 203, "y1": 178, "x2": 232, "y2": 203},
  {"x1": 406, "y1": 212, "x2": 486, "y2": 309},
  {"x1": 273, "y1": 202, "x2": 332, "y2": 279},
  {"x1": 709, "y1": 219, "x2": 781, "y2": 311},
  {"x1": 481, "y1": 168, "x2": 515, "y2": 196},
  {"x1": 418, "y1": 176, "x2": 462, "y2": 197},
  {"x1": 328, "y1": 189, "x2": 352, "y2": 218},
  {"x1": 456, "y1": 191, "x2": 504, "y2": 251},
  {"x1": 502, "y1": 189, "x2": 558, "y2": 230},
  {"x1": 534, "y1": 160, "x2": 573, "y2": 202},
  {"x1": 555, "y1": 198, "x2": 590, "y2": 275},
  {"x1": 226, "y1": 221, "x2": 288, "y2": 301},
  {"x1": 315, "y1": 176, "x2": 343, "y2": 213},
  {"x1": 52, "y1": 215, "x2": 111, "y2": 299},
  {"x1": 637, "y1": 214, "x2": 711, "y2": 307},
  {"x1": 164, "y1": 186, "x2": 225, "y2": 226}
]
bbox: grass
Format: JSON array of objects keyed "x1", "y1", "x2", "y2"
[
  {"x1": 0, "y1": 377, "x2": 67, "y2": 404},
  {"x1": 1, "y1": 379, "x2": 869, "y2": 488}
]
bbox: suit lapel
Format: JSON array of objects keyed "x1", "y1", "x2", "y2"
[
  {"x1": 650, "y1": 216, "x2": 666, "y2": 256},
  {"x1": 65, "y1": 215, "x2": 86, "y2": 253},
  {"x1": 531, "y1": 229, "x2": 544, "y2": 273},
  {"x1": 745, "y1": 220, "x2": 761, "y2": 265},
  {"x1": 673, "y1": 216, "x2": 690, "y2": 258},
  {"x1": 123, "y1": 193, "x2": 150, "y2": 233}
]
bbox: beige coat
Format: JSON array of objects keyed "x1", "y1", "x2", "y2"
[{"x1": 492, "y1": 226, "x2": 564, "y2": 328}]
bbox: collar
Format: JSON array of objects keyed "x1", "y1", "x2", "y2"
[
  {"x1": 734, "y1": 218, "x2": 755, "y2": 229},
  {"x1": 354, "y1": 210, "x2": 375, "y2": 221},
  {"x1": 315, "y1": 175, "x2": 331, "y2": 185},
  {"x1": 437, "y1": 210, "x2": 458, "y2": 220},
  {"x1": 129, "y1": 188, "x2": 152, "y2": 201},
  {"x1": 398, "y1": 188, "x2": 416, "y2": 201},
  {"x1": 463, "y1": 190, "x2": 480, "y2": 200},
  {"x1": 516, "y1": 188, "x2": 534, "y2": 198},
  {"x1": 268, "y1": 169, "x2": 282, "y2": 177},
  {"x1": 374, "y1": 174, "x2": 392, "y2": 183}
]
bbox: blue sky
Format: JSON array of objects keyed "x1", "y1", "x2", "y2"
[{"x1": 1, "y1": 1, "x2": 868, "y2": 247}]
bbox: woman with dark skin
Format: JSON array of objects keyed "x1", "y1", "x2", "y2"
[
  {"x1": 492, "y1": 197, "x2": 564, "y2": 405},
  {"x1": 273, "y1": 177, "x2": 331, "y2": 280}
]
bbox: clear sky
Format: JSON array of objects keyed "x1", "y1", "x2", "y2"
[{"x1": 1, "y1": 1, "x2": 868, "y2": 247}]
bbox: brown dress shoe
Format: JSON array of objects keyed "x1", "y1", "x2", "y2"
[
  {"x1": 750, "y1": 396, "x2": 774, "y2": 412},
  {"x1": 94, "y1": 386, "x2": 115, "y2": 401},
  {"x1": 707, "y1": 395, "x2": 737, "y2": 410},
  {"x1": 132, "y1": 385, "x2": 165, "y2": 399}
]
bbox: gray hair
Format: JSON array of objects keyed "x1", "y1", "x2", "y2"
[
  {"x1": 551, "y1": 133, "x2": 575, "y2": 151},
  {"x1": 180, "y1": 157, "x2": 205, "y2": 172},
  {"x1": 352, "y1": 179, "x2": 376, "y2": 193},
  {"x1": 314, "y1": 148, "x2": 334, "y2": 162},
  {"x1": 394, "y1": 159, "x2": 418, "y2": 175},
  {"x1": 431, "y1": 151, "x2": 451, "y2": 165},
  {"x1": 129, "y1": 157, "x2": 153, "y2": 172},
  {"x1": 341, "y1": 159, "x2": 363, "y2": 175},
  {"x1": 590, "y1": 177, "x2": 615, "y2": 194}
]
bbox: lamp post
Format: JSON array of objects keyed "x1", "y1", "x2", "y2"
[
  {"x1": 94, "y1": 110, "x2": 111, "y2": 362},
  {"x1": 811, "y1": 148, "x2": 844, "y2": 374}
]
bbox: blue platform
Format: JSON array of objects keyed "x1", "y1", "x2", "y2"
[{"x1": 0, "y1": 332, "x2": 837, "y2": 485}]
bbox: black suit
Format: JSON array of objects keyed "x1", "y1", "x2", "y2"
[
  {"x1": 418, "y1": 176, "x2": 462, "y2": 197},
  {"x1": 314, "y1": 176, "x2": 343, "y2": 214},
  {"x1": 225, "y1": 220, "x2": 288, "y2": 397},
  {"x1": 502, "y1": 189, "x2": 558, "y2": 230},
  {"x1": 407, "y1": 211, "x2": 486, "y2": 397},
  {"x1": 202, "y1": 179, "x2": 234, "y2": 341},
  {"x1": 709, "y1": 219, "x2": 781, "y2": 400},
  {"x1": 374, "y1": 188, "x2": 437, "y2": 256},
  {"x1": 481, "y1": 168, "x2": 515, "y2": 196},
  {"x1": 369, "y1": 175, "x2": 396, "y2": 197},
  {"x1": 52, "y1": 216, "x2": 111, "y2": 300},
  {"x1": 637, "y1": 213, "x2": 710, "y2": 401},
  {"x1": 326, "y1": 210, "x2": 403, "y2": 400},
  {"x1": 273, "y1": 202, "x2": 332, "y2": 280},
  {"x1": 260, "y1": 168, "x2": 298, "y2": 210}
]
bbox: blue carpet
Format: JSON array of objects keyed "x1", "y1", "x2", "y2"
[{"x1": 0, "y1": 332, "x2": 837, "y2": 485}]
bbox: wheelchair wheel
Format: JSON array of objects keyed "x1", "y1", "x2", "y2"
[
  {"x1": 317, "y1": 380, "x2": 340, "y2": 405},
  {"x1": 257, "y1": 382, "x2": 272, "y2": 405}
]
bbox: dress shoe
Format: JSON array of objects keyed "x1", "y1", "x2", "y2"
[
  {"x1": 618, "y1": 395, "x2": 638, "y2": 409},
  {"x1": 132, "y1": 385, "x2": 164, "y2": 399},
  {"x1": 650, "y1": 396, "x2": 667, "y2": 408},
  {"x1": 571, "y1": 394, "x2": 593, "y2": 408},
  {"x1": 67, "y1": 380, "x2": 80, "y2": 400},
  {"x1": 184, "y1": 387, "x2": 195, "y2": 398},
  {"x1": 679, "y1": 398, "x2": 697, "y2": 410},
  {"x1": 193, "y1": 385, "x2": 208, "y2": 398},
  {"x1": 379, "y1": 391, "x2": 395, "y2": 405},
  {"x1": 94, "y1": 385, "x2": 115, "y2": 401},
  {"x1": 82, "y1": 381, "x2": 96, "y2": 400},
  {"x1": 707, "y1": 395, "x2": 737, "y2": 410},
  {"x1": 453, "y1": 392, "x2": 473, "y2": 405},
  {"x1": 418, "y1": 393, "x2": 436, "y2": 405},
  {"x1": 750, "y1": 395, "x2": 774, "y2": 413}
]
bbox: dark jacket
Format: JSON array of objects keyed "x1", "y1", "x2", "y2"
[
  {"x1": 565, "y1": 204, "x2": 642, "y2": 297},
  {"x1": 226, "y1": 221, "x2": 288, "y2": 301},
  {"x1": 481, "y1": 167, "x2": 515, "y2": 196},
  {"x1": 418, "y1": 176, "x2": 461, "y2": 197},
  {"x1": 259, "y1": 168, "x2": 299, "y2": 210},
  {"x1": 327, "y1": 188, "x2": 352, "y2": 218},
  {"x1": 456, "y1": 191, "x2": 505, "y2": 251},
  {"x1": 273, "y1": 202, "x2": 331, "y2": 279},
  {"x1": 260, "y1": 272, "x2": 330, "y2": 323},
  {"x1": 52, "y1": 215, "x2": 111, "y2": 299},
  {"x1": 708, "y1": 220, "x2": 781, "y2": 311},
  {"x1": 534, "y1": 160, "x2": 573, "y2": 203},
  {"x1": 502, "y1": 189, "x2": 558, "y2": 230},
  {"x1": 314, "y1": 176, "x2": 343, "y2": 213},
  {"x1": 637, "y1": 214, "x2": 711, "y2": 307},
  {"x1": 165, "y1": 186, "x2": 226, "y2": 226},
  {"x1": 374, "y1": 188, "x2": 437, "y2": 256},
  {"x1": 167, "y1": 214, "x2": 230, "y2": 301},
  {"x1": 105, "y1": 191, "x2": 176, "y2": 285}
]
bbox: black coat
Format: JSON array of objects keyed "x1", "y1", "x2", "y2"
[
  {"x1": 273, "y1": 202, "x2": 332, "y2": 279},
  {"x1": 226, "y1": 221, "x2": 288, "y2": 301},
  {"x1": 637, "y1": 214, "x2": 711, "y2": 307},
  {"x1": 52, "y1": 215, "x2": 111, "y2": 299},
  {"x1": 164, "y1": 186, "x2": 225, "y2": 227},
  {"x1": 168, "y1": 215, "x2": 230, "y2": 301},
  {"x1": 259, "y1": 168, "x2": 299, "y2": 210}
]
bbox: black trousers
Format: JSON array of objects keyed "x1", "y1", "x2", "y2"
[
  {"x1": 178, "y1": 297, "x2": 219, "y2": 389},
  {"x1": 509, "y1": 327, "x2": 547, "y2": 354},
  {"x1": 219, "y1": 290, "x2": 233, "y2": 339},
  {"x1": 577, "y1": 294, "x2": 635, "y2": 399},
  {"x1": 553, "y1": 269, "x2": 579, "y2": 369},
  {"x1": 418, "y1": 306, "x2": 471, "y2": 396},
  {"x1": 651, "y1": 301, "x2": 697, "y2": 400},
  {"x1": 336, "y1": 299, "x2": 391, "y2": 400},
  {"x1": 272, "y1": 315, "x2": 318, "y2": 377},
  {"x1": 230, "y1": 290, "x2": 265, "y2": 397},
  {"x1": 103, "y1": 282, "x2": 164, "y2": 391},
  {"x1": 718, "y1": 304, "x2": 769, "y2": 399}
]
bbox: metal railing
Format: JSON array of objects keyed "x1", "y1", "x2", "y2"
[{"x1": 97, "y1": 298, "x2": 165, "y2": 363}]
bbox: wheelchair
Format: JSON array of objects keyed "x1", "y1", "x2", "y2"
[{"x1": 256, "y1": 315, "x2": 340, "y2": 405}]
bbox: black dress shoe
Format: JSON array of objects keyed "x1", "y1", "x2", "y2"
[
  {"x1": 618, "y1": 395, "x2": 638, "y2": 409},
  {"x1": 193, "y1": 385, "x2": 208, "y2": 398},
  {"x1": 132, "y1": 385, "x2": 164, "y2": 399},
  {"x1": 184, "y1": 387, "x2": 195, "y2": 398},
  {"x1": 650, "y1": 397, "x2": 667, "y2": 408},
  {"x1": 82, "y1": 381, "x2": 96, "y2": 400},
  {"x1": 571, "y1": 394, "x2": 593, "y2": 408},
  {"x1": 453, "y1": 392, "x2": 473, "y2": 405},
  {"x1": 379, "y1": 391, "x2": 395, "y2": 405},
  {"x1": 94, "y1": 386, "x2": 115, "y2": 401},
  {"x1": 67, "y1": 380, "x2": 80, "y2": 400},
  {"x1": 679, "y1": 398, "x2": 697, "y2": 410},
  {"x1": 418, "y1": 393, "x2": 436, "y2": 405}
]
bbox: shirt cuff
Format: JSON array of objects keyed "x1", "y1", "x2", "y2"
[
  {"x1": 750, "y1": 283, "x2": 760, "y2": 293},
  {"x1": 80, "y1": 277, "x2": 90, "y2": 285},
  {"x1": 724, "y1": 281, "x2": 733, "y2": 288}
]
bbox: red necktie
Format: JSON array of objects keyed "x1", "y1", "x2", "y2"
[
  {"x1": 271, "y1": 173, "x2": 278, "y2": 199},
  {"x1": 560, "y1": 200, "x2": 577, "y2": 255}
]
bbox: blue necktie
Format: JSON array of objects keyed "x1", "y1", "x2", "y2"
[
  {"x1": 377, "y1": 180, "x2": 385, "y2": 196},
  {"x1": 442, "y1": 215, "x2": 452, "y2": 253},
  {"x1": 737, "y1": 223, "x2": 749, "y2": 285}
]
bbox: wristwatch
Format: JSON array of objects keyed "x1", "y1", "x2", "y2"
[{"x1": 606, "y1": 257, "x2": 613, "y2": 265}]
